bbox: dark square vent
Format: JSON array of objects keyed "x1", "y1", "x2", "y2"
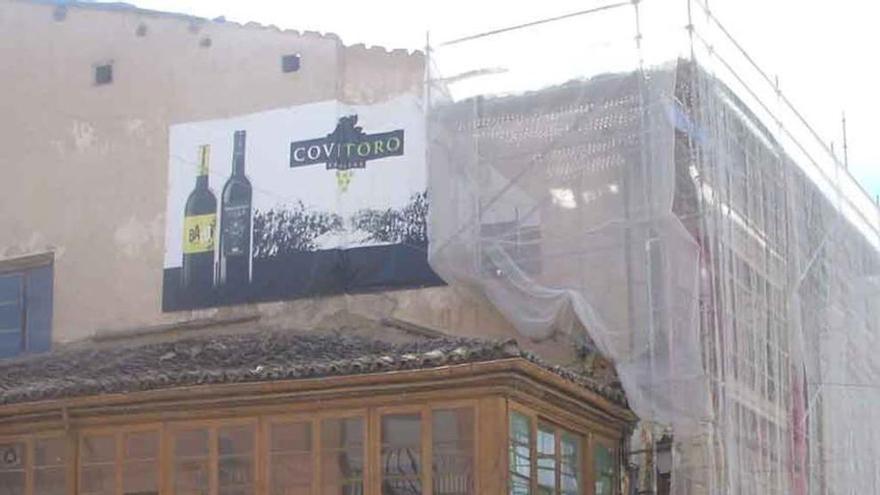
[
  {"x1": 95, "y1": 64, "x2": 113, "y2": 85},
  {"x1": 281, "y1": 54, "x2": 301, "y2": 73}
]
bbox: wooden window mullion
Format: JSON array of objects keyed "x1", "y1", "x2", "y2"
[
  {"x1": 530, "y1": 415, "x2": 537, "y2": 495},
  {"x1": 312, "y1": 417, "x2": 320, "y2": 495},
  {"x1": 255, "y1": 418, "x2": 265, "y2": 495},
  {"x1": 368, "y1": 409, "x2": 380, "y2": 495},
  {"x1": 260, "y1": 420, "x2": 268, "y2": 495},
  {"x1": 422, "y1": 407, "x2": 432, "y2": 495},
  {"x1": 209, "y1": 427, "x2": 218, "y2": 495},
  {"x1": 161, "y1": 426, "x2": 171, "y2": 495},
  {"x1": 583, "y1": 434, "x2": 593, "y2": 495},
  {"x1": 115, "y1": 432, "x2": 123, "y2": 495},
  {"x1": 555, "y1": 429, "x2": 562, "y2": 495},
  {"x1": 24, "y1": 437, "x2": 33, "y2": 495},
  {"x1": 575, "y1": 435, "x2": 592, "y2": 495}
]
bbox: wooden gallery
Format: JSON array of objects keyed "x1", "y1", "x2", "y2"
[{"x1": 0, "y1": 331, "x2": 634, "y2": 495}]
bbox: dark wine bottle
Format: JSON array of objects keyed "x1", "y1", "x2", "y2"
[
  {"x1": 181, "y1": 145, "x2": 217, "y2": 291},
  {"x1": 218, "y1": 130, "x2": 253, "y2": 287}
]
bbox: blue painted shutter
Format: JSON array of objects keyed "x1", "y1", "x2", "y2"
[
  {"x1": 25, "y1": 264, "x2": 53, "y2": 353},
  {"x1": 0, "y1": 274, "x2": 23, "y2": 357}
]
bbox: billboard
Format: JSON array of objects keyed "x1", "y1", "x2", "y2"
[{"x1": 162, "y1": 94, "x2": 441, "y2": 311}]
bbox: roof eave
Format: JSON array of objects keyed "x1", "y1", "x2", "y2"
[{"x1": 0, "y1": 357, "x2": 634, "y2": 435}]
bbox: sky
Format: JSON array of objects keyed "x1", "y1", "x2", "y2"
[{"x1": 125, "y1": 0, "x2": 880, "y2": 201}]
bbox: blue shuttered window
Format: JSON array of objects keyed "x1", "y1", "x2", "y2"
[{"x1": 0, "y1": 264, "x2": 53, "y2": 358}]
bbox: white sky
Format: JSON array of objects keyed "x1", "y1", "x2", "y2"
[{"x1": 126, "y1": 0, "x2": 880, "y2": 199}]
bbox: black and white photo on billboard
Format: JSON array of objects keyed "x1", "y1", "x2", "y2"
[{"x1": 162, "y1": 94, "x2": 441, "y2": 311}]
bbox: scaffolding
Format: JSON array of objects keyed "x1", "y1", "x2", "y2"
[{"x1": 426, "y1": 1, "x2": 880, "y2": 493}]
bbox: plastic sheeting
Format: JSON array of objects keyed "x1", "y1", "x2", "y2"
[{"x1": 426, "y1": 1, "x2": 880, "y2": 493}]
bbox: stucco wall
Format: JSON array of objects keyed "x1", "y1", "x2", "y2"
[{"x1": 0, "y1": 1, "x2": 580, "y2": 363}]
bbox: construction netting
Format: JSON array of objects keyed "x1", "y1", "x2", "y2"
[{"x1": 425, "y1": 1, "x2": 880, "y2": 493}]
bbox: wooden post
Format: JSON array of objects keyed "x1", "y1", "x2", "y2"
[{"x1": 478, "y1": 396, "x2": 507, "y2": 495}]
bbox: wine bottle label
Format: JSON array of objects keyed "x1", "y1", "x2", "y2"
[
  {"x1": 222, "y1": 204, "x2": 251, "y2": 256},
  {"x1": 183, "y1": 213, "x2": 216, "y2": 254}
]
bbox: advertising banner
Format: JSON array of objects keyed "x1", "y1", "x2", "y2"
[{"x1": 162, "y1": 94, "x2": 441, "y2": 311}]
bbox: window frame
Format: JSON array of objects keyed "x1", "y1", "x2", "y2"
[
  {"x1": 508, "y1": 402, "x2": 617, "y2": 495},
  {"x1": 166, "y1": 416, "x2": 259, "y2": 495},
  {"x1": 0, "y1": 430, "x2": 72, "y2": 495},
  {"x1": 78, "y1": 423, "x2": 162, "y2": 495},
  {"x1": 262, "y1": 408, "x2": 369, "y2": 495},
  {"x1": 0, "y1": 254, "x2": 53, "y2": 358},
  {"x1": 375, "y1": 399, "x2": 479, "y2": 495},
  {"x1": 587, "y1": 434, "x2": 619, "y2": 495}
]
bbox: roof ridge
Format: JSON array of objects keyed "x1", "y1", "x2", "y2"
[{"x1": 16, "y1": 0, "x2": 421, "y2": 54}]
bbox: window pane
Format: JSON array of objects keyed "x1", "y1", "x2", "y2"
[
  {"x1": 0, "y1": 472, "x2": 25, "y2": 495},
  {"x1": 536, "y1": 424, "x2": 556, "y2": 495},
  {"x1": 83, "y1": 435, "x2": 115, "y2": 463},
  {"x1": 124, "y1": 432, "x2": 158, "y2": 494},
  {"x1": 175, "y1": 429, "x2": 209, "y2": 495},
  {"x1": 321, "y1": 416, "x2": 365, "y2": 495},
  {"x1": 218, "y1": 425, "x2": 255, "y2": 495},
  {"x1": 382, "y1": 413, "x2": 420, "y2": 446},
  {"x1": 509, "y1": 412, "x2": 531, "y2": 495},
  {"x1": 219, "y1": 425, "x2": 254, "y2": 456},
  {"x1": 510, "y1": 412, "x2": 530, "y2": 445},
  {"x1": 322, "y1": 417, "x2": 364, "y2": 449},
  {"x1": 0, "y1": 442, "x2": 25, "y2": 495},
  {"x1": 432, "y1": 408, "x2": 474, "y2": 495},
  {"x1": 594, "y1": 444, "x2": 615, "y2": 495},
  {"x1": 271, "y1": 421, "x2": 311, "y2": 452},
  {"x1": 176, "y1": 429, "x2": 209, "y2": 457},
  {"x1": 81, "y1": 434, "x2": 115, "y2": 495},
  {"x1": 560, "y1": 433, "x2": 580, "y2": 495},
  {"x1": 271, "y1": 453, "x2": 312, "y2": 495},
  {"x1": 35, "y1": 437, "x2": 66, "y2": 466},
  {"x1": 35, "y1": 437, "x2": 67, "y2": 495},
  {"x1": 270, "y1": 422, "x2": 312, "y2": 495},
  {"x1": 175, "y1": 459, "x2": 209, "y2": 495},
  {"x1": 381, "y1": 413, "x2": 422, "y2": 495},
  {"x1": 322, "y1": 450, "x2": 365, "y2": 491},
  {"x1": 510, "y1": 475, "x2": 530, "y2": 495},
  {"x1": 34, "y1": 467, "x2": 65, "y2": 495},
  {"x1": 125, "y1": 431, "x2": 158, "y2": 460},
  {"x1": 219, "y1": 456, "x2": 254, "y2": 494},
  {"x1": 124, "y1": 460, "x2": 158, "y2": 494},
  {"x1": 81, "y1": 465, "x2": 115, "y2": 495}
]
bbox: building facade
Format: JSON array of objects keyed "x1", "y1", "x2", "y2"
[{"x1": 0, "y1": 1, "x2": 633, "y2": 495}]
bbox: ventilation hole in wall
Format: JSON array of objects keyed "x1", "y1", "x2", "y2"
[
  {"x1": 199, "y1": 37, "x2": 212, "y2": 48},
  {"x1": 95, "y1": 64, "x2": 113, "y2": 86},
  {"x1": 52, "y1": 6, "x2": 67, "y2": 21},
  {"x1": 136, "y1": 23, "x2": 148, "y2": 37},
  {"x1": 281, "y1": 54, "x2": 301, "y2": 73}
]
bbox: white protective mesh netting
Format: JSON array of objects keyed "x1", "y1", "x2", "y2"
[{"x1": 426, "y1": 1, "x2": 880, "y2": 493}]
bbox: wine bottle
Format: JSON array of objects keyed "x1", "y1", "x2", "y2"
[
  {"x1": 218, "y1": 130, "x2": 253, "y2": 287},
  {"x1": 181, "y1": 145, "x2": 217, "y2": 291}
]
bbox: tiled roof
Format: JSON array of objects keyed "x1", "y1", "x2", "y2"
[{"x1": 0, "y1": 331, "x2": 627, "y2": 406}]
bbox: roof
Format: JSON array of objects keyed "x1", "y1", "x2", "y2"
[{"x1": 0, "y1": 331, "x2": 626, "y2": 407}]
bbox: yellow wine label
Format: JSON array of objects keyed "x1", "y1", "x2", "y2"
[{"x1": 183, "y1": 213, "x2": 216, "y2": 254}]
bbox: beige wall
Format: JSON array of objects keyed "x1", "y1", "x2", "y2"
[{"x1": 0, "y1": 1, "x2": 579, "y2": 363}]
